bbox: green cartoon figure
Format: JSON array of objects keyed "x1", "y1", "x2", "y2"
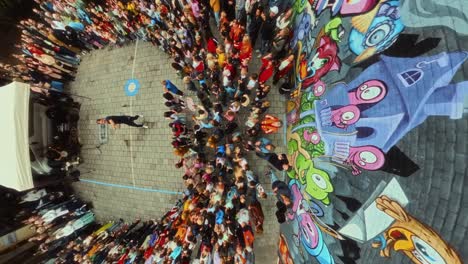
[
  {"x1": 297, "y1": 152, "x2": 334, "y2": 205},
  {"x1": 288, "y1": 133, "x2": 334, "y2": 205},
  {"x1": 293, "y1": 0, "x2": 309, "y2": 14},
  {"x1": 324, "y1": 17, "x2": 344, "y2": 42}
]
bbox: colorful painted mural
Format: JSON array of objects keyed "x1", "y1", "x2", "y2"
[
  {"x1": 280, "y1": 0, "x2": 467, "y2": 263},
  {"x1": 372, "y1": 196, "x2": 462, "y2": 264}
]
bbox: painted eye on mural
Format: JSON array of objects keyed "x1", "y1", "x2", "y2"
[
  {"x1": 303, "y1": 221, "x2": 316, "y2": 243},
  {"x1": 359, "y1": 151, "x2": 377, "y2": 164},
  {"x1": 312, "y1": 174, "x2": 327, "y2": 189},
  {"x1": 320, "y1": 58, "x2": 329, "y2": 68},
  {"x1": 304, "y1": 20, "x2": 310, "y2": 30},
  {"x1": 365, "y1": 23, "x2": 392, "y2": 47},
  {"x1": 316, "y1": 85, "x2": 324, "y2": 93},
  {"x1": 411, "y1": 236, "x2": 446, "y2": 264},
  {"x1": 311, "y1": 133, "x2": 319, "y2": 141},
  {"x1": 341, "y1": 111, "x2": 355, "y2": 121},
  {"x1": 298, "y1": 13, "x2": 312, "y2": 40},
  {"x1": 302, "y1": 224, "x2": 310, "y2": 242},
  {"x1": 361, "y1": 86, "x2": 382, "y2": 100},
  {"x1": 312, "y1": 57, "x2": 329, "y2": 70}
]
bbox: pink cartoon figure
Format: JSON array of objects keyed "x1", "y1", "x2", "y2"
[
  {"x1": 287, "y1": 180, "x2": 335, "y2": 263},
  {"x1": 287, "y1": 180, "x2": 320, "y2": 249},
  {"x1": 348, "y1": 79, "x2": 388, "y2": 105},
  {"x1": 299, "y1": 36, "x2": 341, "y2": 89},
  {"x1": 312, "y1": 80, "x2": 327, "y2": 97},
  {"x1": 287, "y1": 182, "x2": 302, "y2": 221},
  {"x1": 304, "y1": 130, "x2": 321, "y2": 145},
  {"x1": 330, "y1": 105, "x2": 361, "y2": 129},
  {"x1": 345, "y1": 145, "x2": 385, "y2": 175},
  {"x1": 312, "y1": 0, "x2": 379, "y2": 17}
]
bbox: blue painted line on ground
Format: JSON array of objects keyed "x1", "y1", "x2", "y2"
[
  {"x1": 81, "y1": 178, "x2": 275, "y2": 196},
  {"x1": 80, "y1": 178, "x2": 183, "y2": 195}
]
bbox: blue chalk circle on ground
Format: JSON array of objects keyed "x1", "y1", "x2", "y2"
[{"x1": 124, "y1": 79, "x2": 140, "y2": 96}]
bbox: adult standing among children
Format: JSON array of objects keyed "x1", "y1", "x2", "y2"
[
  {"x1": 96, "y1": 115, "x2": 147, "y2": 129},
  {"x1": 258, "y1": 6, "x2": 278, "y2": 56},
  {"x1": 248, "y1": 7, "x2": 263, "y2": 50},
  {"x1": 245, "y1": 0, "x2": 259, "y2": 27},
  {"x1": 258, "y1": 152, "x2": 290, "y2": 171},
  {"x1": 271, "y1": 27, "x2": 289, "y2": 60},
  {"x1": 267, "y1": 169, "x2": 292, "y2": 207},
  {"x1": 223, "y1": 0, "x2": 236, "y2": 21},
  {"x1": 235, "y1": 0, "x2": 246, "y2": 24}
]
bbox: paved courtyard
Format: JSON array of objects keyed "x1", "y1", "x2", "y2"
[
  {"x1": 68, "y1": 41, "x2": 286, "y2": 263},
  {"x1": 68, "y1": 38, "x2": 468, "y2": 263}
]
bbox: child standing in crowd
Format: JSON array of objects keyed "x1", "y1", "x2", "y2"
[{"x1": 162, "y1": 79, "x2": 184, "y2": 96}]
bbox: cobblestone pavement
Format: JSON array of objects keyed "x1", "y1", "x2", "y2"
[
  {"x1": 69, "y1": 30, "x2": 468, "y2": 264},
  {"x1": 68, "y1": 41, "x2": 285, "y2": 263}
]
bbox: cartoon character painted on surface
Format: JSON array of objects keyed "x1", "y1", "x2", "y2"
[
  {"x1": 314, "y1": 17, "x2": 346, "y2": 45},
  {"x1": 304, "y1": 129, "x2": 321, "y2": 144},
  {"x1": 319, "y1": 80, "x2": 387, "y2": 130},
  {"x1": 298, "y1": 36, "x2": 341, "y2": 89},
  {"x1": 288, "y1": 179, "x2": 335, "y2": 264},
  {"x1": 312, "y1": 0, "x2": 379, "y2": 17},
  {"x1": 302, "y1": 159, "x2": 333, "y2": 205},
  {"x1": 295, "y1": 0, "x2": 310, "y2": 14},
  {"x1": 288, "y1": 133, "x2": 334, "y2": 205},
  {"x1": 349, "y1": 0, "x2": 405, "y2": 62},
  {"x1": 347, "y1": 79, "x2": 388, "y2": 105},
  {"x1": 297, "y1": 151, "x2": 334, "y2": 204},
  {"x1": 326, "y1": 52, "x2": 468, "y2": 153},
  {"x1": 344, "y1": 145, "x2": 386, "y2": 175},
  {"x1": 323, "y1": 17, "x2": 345, "y2": 43},
  {"x1": 292, "y1": 3, "x2": 318, "y2": 49},
  {"x1": 330, "y1": 105, "x2": 361, "y2": 129},
  {"x1": 287, "y1": 91, "x2": 327, "y2": 156},
  {"x1": 291, "y1": 109, "x2": 387, "y2": 176},
  {"x1": 310, "y1": 51, "x2": 468, "y2": 176},
  {"x1": 372, "y1": 195, "x2": 462, "y2": 264},
  {"x1": 312, "y1": 80, "x2": 327, "y2": 97}
]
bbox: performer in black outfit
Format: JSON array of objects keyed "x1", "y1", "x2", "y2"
[{"x1": 96, "y1": 115, "x2": 147, "y2": 129}]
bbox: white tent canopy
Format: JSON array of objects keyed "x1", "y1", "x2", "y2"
[{"x1": 0, "y1": 82, "x2": 33, "y2": 191}]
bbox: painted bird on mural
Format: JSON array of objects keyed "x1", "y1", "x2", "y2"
[{"x1": 372, "y1": 195, "x2": 462, "y2": 264}]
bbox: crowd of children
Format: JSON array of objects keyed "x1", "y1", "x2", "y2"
[{"x1": 2, "y1": 0, "x2": 302, "y2": 263}]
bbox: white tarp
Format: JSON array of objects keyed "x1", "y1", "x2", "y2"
[{"x1": 0, "y1": 82, "x2": 33, "y2": 191}]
